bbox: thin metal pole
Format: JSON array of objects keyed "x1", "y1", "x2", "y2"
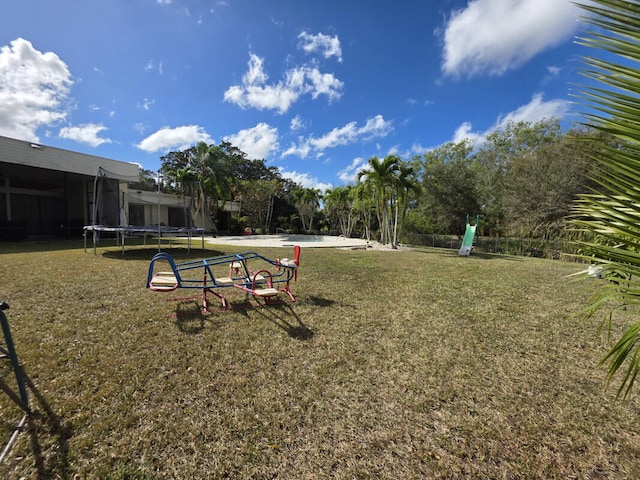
[
  {"x1": 0, "y1": 413, "x2": 27, "y2": 463},
  {"x1": 0, "y1": 304, "x2": 28, "y2": 406},
  {"x1": 200, "y1": 181, "x2": 205, "y2": 250},
  {"x1": 157, "y1": 171, "x2": 161, "y2": 252},
  {"x1": 92, "y1": 168, "x2": 102, "y2": 255}
]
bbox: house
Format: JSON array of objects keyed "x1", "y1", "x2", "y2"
[{"x1": 0, "y1": 135, "x2": 197, "y2": 240}]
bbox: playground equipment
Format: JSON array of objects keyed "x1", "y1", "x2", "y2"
[
  {"x1": 0, "y1": 302, "x2": 30, "y2": 463},
  {"x1": 459, "y1": 215, "x2": 479, "y2": 256},
  {"x1": 146, "y1": 246, "x2": 301, "y2": 312},
  {"x1": 84, "y1": 167, "x2": 207, "y2": 255}
]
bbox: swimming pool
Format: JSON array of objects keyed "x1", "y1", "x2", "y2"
[{"x1": 207, "y1": 234, "x2": 370, "y2": 248}]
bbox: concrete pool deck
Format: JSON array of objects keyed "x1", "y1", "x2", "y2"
[{"x1": 207, "y1": 234, "x2": 373, "y2": 249}]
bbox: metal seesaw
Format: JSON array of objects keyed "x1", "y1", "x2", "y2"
[{"x1": 146, "y1": 246, "x2": 301, "y2": 312}]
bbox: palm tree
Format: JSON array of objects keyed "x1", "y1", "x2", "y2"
[
  {"x1": 571, "y1": 0, "x2": 640, "y2": 397},
  {"x1": 161, "y1": 142, "x2": 232, "y2": 231},
  {"x1": 357, "y1": 155, "x2": 401, "y2": 245},
  {"x1": 291, "y1": 187, "x2": 321, "y2": 233},
  {"x1": 324, "y1": 185, "x2": 355, "y2": 238},
  {"x1": 391, "y1": 163, "x2": 421, "y2": 248},
  {"x1": 191, "y1": 142, "x2": 232, "y2": 222},
  {"x1": 353, "y1": 181, "x2": 376, "y2": 242},
  {"x1": 239, "y1": 178, "x2": 282, "y2": 233}
]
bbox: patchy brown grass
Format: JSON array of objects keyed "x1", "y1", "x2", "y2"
[{"x1": 0, "y1": 240, "x2": 639, "y2": 479}]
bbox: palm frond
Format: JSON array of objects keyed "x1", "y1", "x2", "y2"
[{"x1": 572, "y1": 0, "x2": 640, "y2": 397}]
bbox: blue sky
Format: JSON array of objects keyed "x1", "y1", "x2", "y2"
[{"x1": 0, "y1": 0, "x2": 589, "y2": 190}]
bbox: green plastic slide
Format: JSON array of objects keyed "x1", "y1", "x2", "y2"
[{"x1": 458, "y1": 215, "x2": 479, "y2": 256}]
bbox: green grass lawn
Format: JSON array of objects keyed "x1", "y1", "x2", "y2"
[{"x1": 0, "y1": 241, "x2": 639, "y2": 479}]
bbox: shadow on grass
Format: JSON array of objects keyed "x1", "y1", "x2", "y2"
[
  {"x1": 413, "y1": 247, "x2": 523, "y2": 261},
  {"x1": 0, "y1": 239, "x2": 86, "y2": 254},
  {"x1": 302, "y1": 296, "x2": 360, "y2": 311},
  {"x1": 13, "y1": 369, "x2": 73, "y2": 479},
  {"x1": 252, "y1": 303, "x2": 314, "y2": 340},
  {"x1": 174, "y1": 300, "x2": 209, "y2": 334},
  {"x1": 172, "y1": 295, "x2": 279, "y2": 333},
  {"x1": 463, "y1": 252, "x2": 524, "y2": 261},
  {"x1": 102, "y1": 247, "x2": 225, "y2": 261},
  {"x1": 306, "y1": 296, "x2": 337, "y2": 307},
  {"x1": 171, "y1": 295, "x2": 256, "y2": 333},
  {"x1": 172, "y1": 295, "x2": 313, "y2": 340}
]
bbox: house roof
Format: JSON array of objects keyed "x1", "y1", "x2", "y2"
[{"x1": 0, "y1": 135, "x2": 140, "y2": 181}]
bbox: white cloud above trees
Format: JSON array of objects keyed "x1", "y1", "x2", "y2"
[
  {"x1": 280, "y1": 169, "x2": 332, "y2": 192},
  {"x1": 440, "y1": 0, "x2": 580, "y2": 78},
  {"x1": 223, "y1": 52, "x2": 343, "y2": 114},
  {"x1": 282, "y1": 115, "x2": 393, "y2": 159},
  {"x1": 451, "y1": 93, "x2": 571, "y2": 144},
  {"x1": 494, "y1": 93, "x2": 570, "y2": 127},
  {"x1": 136, "y1": 125, "x2": 213, "y2": 153},
  {"x1": 223, "y1": 123, "x2": 279, "y2": 160},
  {"x1": 337, "y1": 157, "x2": 368, "y2": 184}
]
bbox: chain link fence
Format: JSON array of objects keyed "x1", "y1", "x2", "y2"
[{"x1": 402, "y1": 233, "x2": 578, "y2": 260}]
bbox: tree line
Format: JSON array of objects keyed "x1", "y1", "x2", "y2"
[
  {"x1": 134, "y1": 119, "x2": 600, "y2": 243},
  {"x1": 131, "y1": 118, "x2": 604, "y2": 247}
]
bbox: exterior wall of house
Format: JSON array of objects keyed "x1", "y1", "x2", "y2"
[
  {"x1": 126, "y1": 189, "x2": 191, "y2": 227},
  {"x1": 0, "y1": 135, "x2": 139, "y2": 239},
  {"x1": 0, "y1": 135, "x2": 227, "y2": 239}
]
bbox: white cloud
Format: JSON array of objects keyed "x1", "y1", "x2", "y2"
[
  {"x1": 494, "y1": 93, "x2": 570, "y2": 128},
  {"x1": 133, "y1": 122, "x2": 147, "y2": 134},
  {"x1": 451, "y1": 93, "x2": 571, "y2": 144},
  {"x1": 223, "y1": 52, "x2": 343, "y2": 114},
  {"x1": 547, "y1": 66, "x2": 561, "y2": 76},
  {"x1": 290, "y1": 115, "x2": 304, "y2": 132},
  {"x1": 410, "y1": 143, "x2": 431, "y2": 156},
  {"x1": 224, "y1": 123, "x2": 279, "y2": 160},
  {"x1": 140, "y1": 98, "x2": 155, "y2": 111},
  {"x1": 136, "y1": 125, "x2": 213, "y2": 153},
  {"x1": 59, "y1": 123, "x2": 112, "y2": 147},
  {"x1": 0, "y1": 38, "x2": 73, "y2": 142},
  {"x1": 337, "y1": 157, "x2": 368, "y2": 184},
  {"x1": 244, "y1": 54, "x2": 268, "y2": 84},
  {"x1": 298, "y1": 31, "x2": 343, "y2": 62},
  {"x1": 145, "y1": 60, "x2": 163, "y2": 75},
  {"x1": 441, "y1": 0, "x2": 580, "y2": 78},
  {"x1": 283, "y1": 115, "x2": 392, "y2": 159},
  {"x1": 452, "y1": 121, "x2": 484, "y2": 145},
  {"x1": 280, "y1": 169, "x2": 332, "y2": 192},
  {"x1": 281, "y1": 138, "x2": 311, "y2": 159},
  {"x1": 387, "y1": 145, "x2": 400, "y2": 155},
  {"x1": 387, "y1": 142, "x2": 431, "y2": 160}
]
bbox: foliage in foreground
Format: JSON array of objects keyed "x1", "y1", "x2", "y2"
[{"x1": 571, "y1": 0, "x2": 640, "y2": 397}]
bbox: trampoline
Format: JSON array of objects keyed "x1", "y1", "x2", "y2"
[
  {"x1": 85, "y1": 166, "x2": 208, "y2": 254},
  {"x1": 84, "y1": 225, "x2": 204, "y2": 255}
]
